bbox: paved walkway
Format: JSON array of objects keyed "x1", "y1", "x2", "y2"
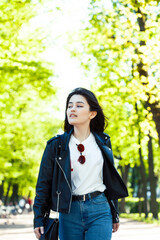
[
  {"x1": 0, "y1": 213, "x2": 35, "y2": 240},
  {"x1": 112, "y1": 218, "x2": 160, "y2": 240},
  {"x1": 0, "y1": 213, "x2": 159, "y2": 240}
]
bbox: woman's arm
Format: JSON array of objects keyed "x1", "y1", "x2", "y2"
[
  {"x1": 33, "y1": 141, "x2": 55, "y2": 229},
  {"x1": 105, "y1": 135, "x2": 120, "y2": 224}
]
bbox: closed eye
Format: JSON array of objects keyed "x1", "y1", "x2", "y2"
[{"x1": 68, "y1": 105, "x2": 83, "y2": 108}]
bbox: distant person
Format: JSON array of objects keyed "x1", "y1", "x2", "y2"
[
  {"x1": 33, "y1": 88, "x2": 128, "y2": 240},
  {"x1": 19, "y1": 197, "x2": 26, "y2": 212},
  {"x1": 27, "y1": 197, "x2": 32, "y2": 212}
]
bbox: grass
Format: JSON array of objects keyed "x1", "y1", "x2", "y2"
[{"x1": 120, "y1": 212, "x2": 160, "y2": 225}]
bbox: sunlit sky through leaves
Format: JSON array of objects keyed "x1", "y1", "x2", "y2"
[{"x1": 29, "y1": 0, "x2": 112, "y2": 118}]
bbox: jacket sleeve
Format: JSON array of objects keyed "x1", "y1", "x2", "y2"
[
  {"x1": 105, "y1": 136, "x2": 119, "y2": 223},
  {"x1": 110, "y1": 199, "x2": 119, "y2": 223},
  {"x1": 33, "y1": 141, "x2": 55, "y2": 228}
]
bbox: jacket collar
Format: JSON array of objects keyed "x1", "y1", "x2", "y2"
[
  {"x1": 60, "y1": 129, "x2": 109, "y2": 151},
  {"x1": 92, "y1": 131, "x2": 107, "y2": 146}
]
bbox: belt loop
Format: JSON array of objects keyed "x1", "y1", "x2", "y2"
[{"x1": 83, "y1": 195, "x2": 86, "y2": 201}]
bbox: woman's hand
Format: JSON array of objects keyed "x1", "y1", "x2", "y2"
[
  {"x1": 112, "y1": 222, "x2": 120, "y2": 232},
  {"x1": 34, "y1": 226, "x2": 44, "y2": 239}
]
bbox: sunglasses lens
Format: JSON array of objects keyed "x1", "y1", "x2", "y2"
[
  {"x1": 77, "y1": 144, "x2": 85, "y2": 152},
  {"x1": 77, "y1": 144, "x2": 85, "y2": 164},
  {"x1": 78, "y1": 155, "x2": 85, "y2": 164}
]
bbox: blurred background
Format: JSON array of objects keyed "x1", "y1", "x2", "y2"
[{"x1": 0, "y1": 0, "x2": 160, "y2": 235}]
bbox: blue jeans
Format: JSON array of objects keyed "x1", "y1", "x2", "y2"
[{"x1": 59, "y1": 193, "x2": 112, "y2": 240}]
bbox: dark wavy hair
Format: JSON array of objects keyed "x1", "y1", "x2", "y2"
[{"x1": 64, "y1": 87, "x2": 108, "y2": 132}]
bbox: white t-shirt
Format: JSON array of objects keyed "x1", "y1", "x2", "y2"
[{"x1": 69, "y1": 133, "x2": 106, "y2": 195}]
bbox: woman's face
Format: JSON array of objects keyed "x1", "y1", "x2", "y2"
[{"x1": 67, "y1": 94, "x2": 96, "y2": 127}]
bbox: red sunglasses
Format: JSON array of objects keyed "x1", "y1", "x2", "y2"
[{"x1": 76, "y1": 144, "x2": 85, "y2": 164}]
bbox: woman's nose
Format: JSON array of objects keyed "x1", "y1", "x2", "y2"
[
  {"x1": 71, "y1": 106, "x2": 76, "y2": 111},
  {"x1": 70, "y1": 105, "x2": 76, "y2": 111}
]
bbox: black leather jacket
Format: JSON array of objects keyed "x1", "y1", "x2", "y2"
[{"x1": 33, "y1": 130, "x2": 128, "y2": 228}]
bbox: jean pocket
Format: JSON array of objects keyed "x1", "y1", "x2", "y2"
[{"x1": 92, "y1": 193, "x2": 108, "y2": 205}]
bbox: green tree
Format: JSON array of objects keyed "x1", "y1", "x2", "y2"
[{"x1": 0, "y1": 0, "x2": 62, "y2": 202}]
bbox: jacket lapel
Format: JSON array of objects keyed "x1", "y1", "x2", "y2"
[
  {"x1": 56, "y1": 130, "x2": 73, "y2": 189},
  {"x1": 93, "y1": 132, "x2": 114, "y2": 165}
]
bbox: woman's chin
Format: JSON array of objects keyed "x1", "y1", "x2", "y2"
[{"x1": 68, "y1": 121, "x2": 76, "y2": 126}]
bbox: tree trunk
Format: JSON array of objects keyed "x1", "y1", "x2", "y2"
[
  {"x1": 136, "y1": 10, "x2": 159, "y2": 217},
  {"x1": 10, "y1": 183, "x2": 19, "y2": 204},
  {"x1": 138, "y1": 142, "x2": 148, "y2": 217},
  {"x1": 135, "y1": 102, "x2": 148, "y2": 217},
  {"x1": 130, "y1": 167, "x2": 137, "y2": 195},
  {"x1": 120, "y1": 164, "x2": 130, "y2": 213},
  {"x1": 0, "y1": 180, "x2": 4, "y2": 200},
  {"x1": 136, "y1": 8, "x2": 160, "y2": 146},
  {"x1": 148, "y1": 134, "x2": 158, "y2": 219},
  {"x1": 137, "y1": 179, "x2": 142, "y2": 216},
  {"x1": 4, "y1": 181, "x2": 11, "y2": 205},
  {"x1": 146, "y1": 101, "x2": 160, "y2": 146},
  {"x1": 138, "y1": 124, "x2": 148, "y2": 217}
]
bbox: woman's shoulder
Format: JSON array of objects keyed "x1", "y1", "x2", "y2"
[
  {"x1": 95, "y1": 131, "x2": 110, "y2": 139},
  {"x1": 47, "y1": 132, "x2": 67, "y2": 144},
  {"x1": 47, "y1": 135, "x2": 60, "y2": 144}
]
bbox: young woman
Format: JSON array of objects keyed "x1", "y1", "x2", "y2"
[{"x1": 33, "y1": 88, "x2": 128, "y2": 240}]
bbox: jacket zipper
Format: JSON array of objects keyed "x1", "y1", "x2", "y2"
[
  {"x1": 55, "y1": 158, "x2": 72, "y2": 213},
  {"x1": 56, "y1": 191, "x2": 61, "y2": 212}
]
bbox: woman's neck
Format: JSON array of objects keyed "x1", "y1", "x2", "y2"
[{"x1": 73, "y1": 126, "x2": 91, "y2": 142}]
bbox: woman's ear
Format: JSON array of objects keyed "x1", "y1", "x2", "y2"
[{"x1": 90, "y1": 111, "x2": 97, "y2": 119}]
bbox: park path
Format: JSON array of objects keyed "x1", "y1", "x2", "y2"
[{"x1": 0, "y1": 213, "x2": 159, "y2": 240}]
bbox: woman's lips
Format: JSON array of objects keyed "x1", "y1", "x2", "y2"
[{"x1": 70, "y1": 114, "x2": 77, "y2": 117}]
